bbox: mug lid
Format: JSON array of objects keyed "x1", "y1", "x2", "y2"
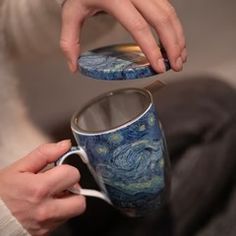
[{"x1": 78, "y1": 43, "x2": 170, "y2": 80}]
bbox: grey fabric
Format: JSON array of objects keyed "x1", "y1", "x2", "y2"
[{"x1": 146, "y1": 77, "x2": 236, "y2": 236}]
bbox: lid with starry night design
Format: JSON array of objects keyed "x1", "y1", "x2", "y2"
[{"x1": 78, "y1": 43, "x2": 170, "y2": 80}]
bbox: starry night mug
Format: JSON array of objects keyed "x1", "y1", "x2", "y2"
[{"x1": 56, "y1": 88, "x2": 170, "y2": 217}]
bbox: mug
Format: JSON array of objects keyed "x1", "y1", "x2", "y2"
[{"x1": 56, "y1": 88, "x2": 170, "y2": 217}]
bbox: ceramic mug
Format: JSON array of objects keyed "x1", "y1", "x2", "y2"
[{"x1": 56, "y1": 88, "x2": 170, "y2": 217}]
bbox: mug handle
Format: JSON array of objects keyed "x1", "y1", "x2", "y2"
[{"x1": 56, "y1": 146, "x2": 111, "y2": 205}]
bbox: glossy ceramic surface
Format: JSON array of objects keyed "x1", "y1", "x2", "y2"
[
  {"x1": 71, "y1": 89, "x2": 169, "y2": 216},
  {"x1": 78, "y1": 43, "x2": 170, "y2": 80}
]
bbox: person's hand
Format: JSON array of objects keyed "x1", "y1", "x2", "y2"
[
  {"x1": 0, "y1": 140, "x2": 86, "y2": 236},
  {"x1": 59, "y1": 0, "x2": 187, "y2": 73}
]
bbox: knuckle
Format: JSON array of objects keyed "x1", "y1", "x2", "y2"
[
  {"x1": 38, "y1": 143, "x2": 49, "y2": 151},
  {"x1": 158, "y1": 13, "x2": 171, "y2": 25},
  {"x1": 62, "y1": 165, "x2": 80, "y2": 181},
  {"x1": 132, "y1": 19, "x2": 148, "y2": 33},
  {"x1": 176, "y1": 28, "x2": 186, "y2": 49},
  {"x1": 36, "y1": 143, "x2": 50, "y2": 157},
  {"x1": 35, "y1": 206, "x2": 51, "y2": 224},
  {"x1": 166, "y1": 5, "x2": 177, "y2": 18},
  {"x1": 170, "y1": 41, "x2": 182, "y2": 56},
  {"x1": 158, "y1": 6, "x2": 176, "y2": 26},
  {"x1": 150, "y1": 47, "x2": 162, "y2": 59},
  {"x1": 180, "y1": 39, "x2": 186, "y2": 50},
  {"x1": 174, "y1": 43, "x2": 182, "y2": 54},
  {"x1": 60, "y1": 39, "x2": 71, "y2": 53},
  {"x1": 31, "y1": 184, "x2": 49, "y2": 202},
  {"x1": 77, "y1": 196, "x2": 86, "y2": 214}
]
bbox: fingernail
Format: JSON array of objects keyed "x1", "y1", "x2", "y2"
[
  {"x1": 181, "y1": 48, "x2": 188, "y2": 62},
  {"x1": 176, "y1": 57, "x2": 183, "y2": 71},
  {"x1": 157, "y1": 58, "x2": 166, "y2": 73},
  {"x1": 57, "y1": 139, "x2": 71, "y2": 147}
]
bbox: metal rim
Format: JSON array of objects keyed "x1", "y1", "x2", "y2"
[{"x1": 71, "y1": 87, "x2": 153, "y2": 135}]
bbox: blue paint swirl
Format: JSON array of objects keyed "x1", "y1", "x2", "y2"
[
  {"x1": 78, "y1": 44, "x2": 170, "y2": 80},
  {"x1": 75, "y1": 104, "x2": 169, "y2": 216}
]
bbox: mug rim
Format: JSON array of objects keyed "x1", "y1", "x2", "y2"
[{"x1": 71, "y1": 87, "x2": 153, "y2": 136}]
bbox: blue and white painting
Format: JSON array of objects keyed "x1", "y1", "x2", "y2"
[
  {"x1": 78, "y1": 43, "x2": 170, "y2": 80},
  {"x1": 74, "y1": 105, "x2": 169, "y2": 216}
]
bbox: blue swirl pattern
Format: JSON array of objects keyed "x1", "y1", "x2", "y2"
[
  {"x1": 75, "y1": 105, "x2": 169, "y2": 216},
  {"x1": 78, "y1": 44, "x2": 170, "y2": 80}
]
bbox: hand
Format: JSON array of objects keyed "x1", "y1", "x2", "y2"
[
  {"x1": 0, "y1": 140, "x2": 86, "y2": 236},
  {"x1": 59, "y1": 0, "x2": 187, "y2": 73}
]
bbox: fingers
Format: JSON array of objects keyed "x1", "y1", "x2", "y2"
[
  {"x1": 41, "y1": 195, "x2": 86, "y2": 221},
  {"x1": 132, "y1": 0, "x2": 186, "y2": 71},
  {"x1": 55, "y1": 195, "x2": 86, "y2": 219},
  {"x1": 156, "y1": 0, "x2": 187, "y2": 63},
  {"x1": 14, "y1": 140, "x2": 72, "y2": 173},
  {"x1": 59, "y1": 0, "x2": 187, "y2": 73},
  {"x1": 166, "y1": 5, "x2": 187, "y2": 63},
  {"x1": 107, "y1": 0, "x2": 166, "y2": 73},
  {"x1": 40, "y1": 165, "x2": 80, "y2": 195},
  {"x1": 60, "y1": 0, "x2": 85, "y2": 72}
]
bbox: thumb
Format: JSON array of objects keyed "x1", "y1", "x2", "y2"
[
  {"x1": 14, "y1": 140, "x2": 71, "y2": 173},
  {"x1": 60, "y1": 0, "x2": 85, "y2": 73}
]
